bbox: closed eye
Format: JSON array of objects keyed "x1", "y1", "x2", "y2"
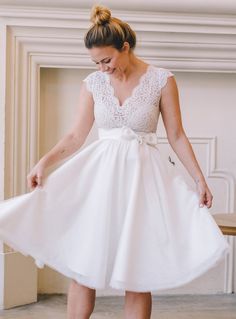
[{"x1": 95, "y1": 59, "x2": 111, "y2": 65}]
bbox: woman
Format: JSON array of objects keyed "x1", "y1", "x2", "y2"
[{"x1": 0, "y1": 5, "x2": 230, "y2": 319}]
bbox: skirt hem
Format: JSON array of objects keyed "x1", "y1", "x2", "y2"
[{"x1": 0, "y1": 229, "x2": 230, "y2": 293}]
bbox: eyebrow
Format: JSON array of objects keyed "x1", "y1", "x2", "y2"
[{"x1": 92, "y1": 57, "x2": 110, "y2": 63}]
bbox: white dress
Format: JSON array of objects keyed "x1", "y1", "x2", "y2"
[{"x1": 0, "y1": 65, "x2": 230, "y2": 292}]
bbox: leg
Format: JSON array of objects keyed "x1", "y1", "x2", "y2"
[
  {"x1": 124, "y1": 291, "x2": 152, "y2": 319},
  {"x1": 67, "y1": 279, "x2": 96, "y2": 319}
]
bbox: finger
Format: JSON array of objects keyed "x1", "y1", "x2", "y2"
[
  {"x1": 206, "y1": 193, "x2": 213, "y2": 208},
  {"x1": 199, "y1": 192, "x2": 205, "y2": 208},
  {"x1": 36, "y1": 175, "x2": 43, "y2": 187},
  {"x1": 29, "y1": 183, "x2": 34, "y2": 191},
  {"x1": 206, "y1": 202, "x2": 212, "y2": 209},
  {"x1": 31, "y1": 177, "x2": 38, "y2": 189},
  {"x1": 31, "y1": 182, "x2": 36, "y2": 190}
]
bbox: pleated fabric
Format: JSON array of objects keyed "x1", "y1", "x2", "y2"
[{"x1": 0, "y1": 126, "x2": 230, "y2": 292}]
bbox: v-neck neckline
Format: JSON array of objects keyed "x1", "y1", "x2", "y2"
[{"x1": 104, "y1": 64, "x2": 152, "y2": 108}]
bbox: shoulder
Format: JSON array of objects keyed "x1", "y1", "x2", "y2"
[
  {"x1": 151, "y1": 65, "x2": 174, "y2": 78},
  {"x1": 82, "y1": 70, "x2": 104, "y2": 92},
  {"x1": 150, "y1": 65, "x2": 175, "y2": 90}
]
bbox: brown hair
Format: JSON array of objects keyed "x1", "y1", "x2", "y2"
[{"x1": 84, "y1": 5, "x2": 136, "y2": 51}]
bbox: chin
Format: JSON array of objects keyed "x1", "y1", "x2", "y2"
[{"x1": 108, "y1": 69, "x2": 115, "y2": 74}]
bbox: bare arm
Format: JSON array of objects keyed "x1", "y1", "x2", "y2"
[
  {"x1": 160, "y1": 76, "x2": 213, "y2": 208},
  {"x1": 27, "y1": 81, "x2": 95, "y2": 189},
  {"x1": 39, "y1": 81, "x2": 95, "y2": 169}
]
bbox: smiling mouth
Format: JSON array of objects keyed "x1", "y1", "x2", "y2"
[{"x1": 106, "y1": 69, "x2": 115, "y2": 74}]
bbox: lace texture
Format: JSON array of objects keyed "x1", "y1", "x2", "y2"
[{"x1": 83, "y1": 65, "x2": 174, "y2": 133}]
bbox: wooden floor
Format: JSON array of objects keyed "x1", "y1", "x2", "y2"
[{"x1": 0, "y1": 294, "x2": 236, "y2": 318}]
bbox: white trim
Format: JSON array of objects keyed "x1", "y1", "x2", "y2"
[{"x1": 0, "y1": 1, "x2": 236, "y2": 14}]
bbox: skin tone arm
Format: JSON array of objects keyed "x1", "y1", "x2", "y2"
[
  {"x1": 27, "y1": 82, "x2": 94, "y2": 189},
  {"x1": 160, "y1": 76, "x2": 213, "y2": 209}
]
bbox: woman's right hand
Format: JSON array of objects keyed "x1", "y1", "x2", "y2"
[{"x1": 27, "y1": 161, "x2": 46, "y2": 190}]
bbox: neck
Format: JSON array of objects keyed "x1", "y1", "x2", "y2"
[{"x1": 116, "y1": 54, "x2": 147, "y2": 81}]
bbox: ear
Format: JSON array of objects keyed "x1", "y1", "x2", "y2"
[{"x1": 122, "y1": 41, "x2": 130, "y2": 53}]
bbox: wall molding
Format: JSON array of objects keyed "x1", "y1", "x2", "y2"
[
  {"x1": 0, "y1": 1, "x2": 236, "y2": 14},
  {"x1": 1, "y1": 21, "x2": 236, "y2": 73}
]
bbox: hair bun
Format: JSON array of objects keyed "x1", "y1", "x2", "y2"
[{"x1": 90, "y1": 5, "x2": 111, "y2": 25}]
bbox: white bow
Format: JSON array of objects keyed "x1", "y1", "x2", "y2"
[{"x1": 120, "y1": 127, "x2": 158, "y2": 147}]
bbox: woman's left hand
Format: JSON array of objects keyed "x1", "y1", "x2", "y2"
[{"x1": 195, "y1": 179, "x2": 213, "y2": 209}]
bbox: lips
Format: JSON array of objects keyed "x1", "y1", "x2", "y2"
[{"x1": 106, "y1": 69, "x2": 115, "y2": 74}]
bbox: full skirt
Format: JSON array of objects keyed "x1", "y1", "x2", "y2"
[{"x1": 0, "y1": 126, "x2": 230, "y2": 292}]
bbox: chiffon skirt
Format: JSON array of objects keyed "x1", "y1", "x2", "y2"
[{"x1": 0, "y1": 126, "x2": 230, "y2": 292}]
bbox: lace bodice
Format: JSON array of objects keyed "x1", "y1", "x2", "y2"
[{"x1": 83, "y1": 65, "x2": 174, "y2": 133}]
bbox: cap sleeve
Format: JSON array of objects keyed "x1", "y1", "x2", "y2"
[
  {"x1": 159, "y1": 68, "x2": 174, "y2": 90},
  {"x1": 82, "y1": 72, "x2": 96, "y2": 93}
]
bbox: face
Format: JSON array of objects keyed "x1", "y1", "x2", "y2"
[{"x1": 88, "y1": 42, "x2": 130, "y2": 76}]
